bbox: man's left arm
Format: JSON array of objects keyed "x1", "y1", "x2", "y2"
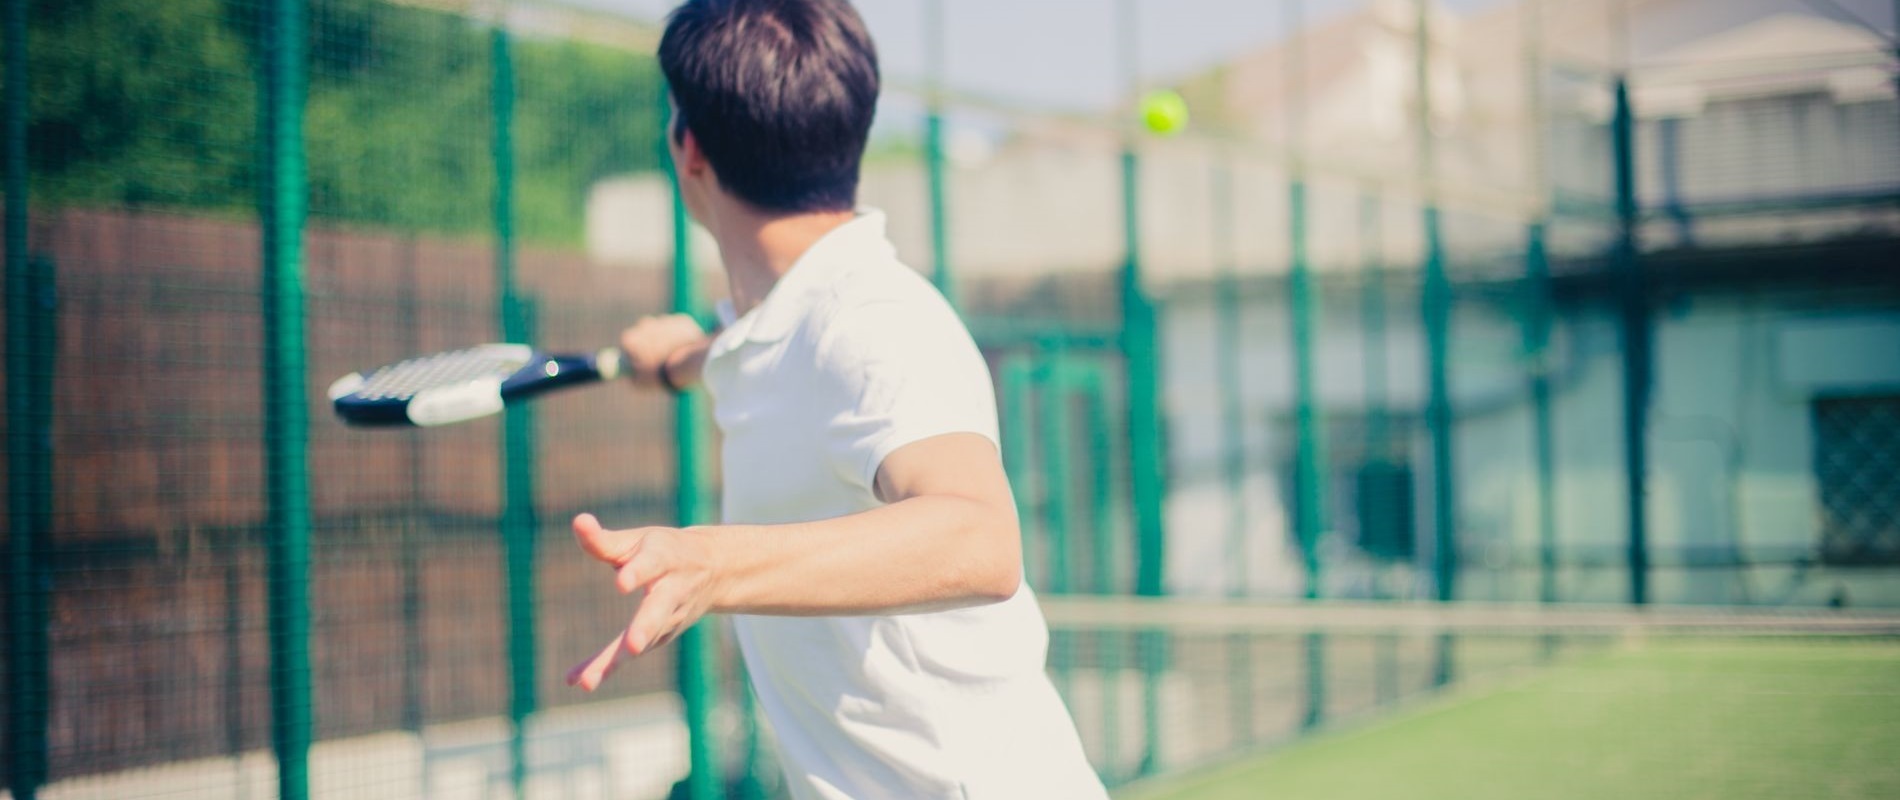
[{"x1": 567, "y1": 432, "x2": 1021, "y2": 691}]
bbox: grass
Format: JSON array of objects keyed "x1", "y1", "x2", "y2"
[{"x1": 1118, "y1": 638, "x2": 1900, "y2": 800}]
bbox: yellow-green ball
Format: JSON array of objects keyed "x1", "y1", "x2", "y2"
[{"x1": 1140, "y1": 90, "x2": 1189, "y2": 136}]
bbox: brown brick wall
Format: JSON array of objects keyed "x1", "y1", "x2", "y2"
[{"x1": 3, "y1": 208, "x2": 681, "y2": 781}]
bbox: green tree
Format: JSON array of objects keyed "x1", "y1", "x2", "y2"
[
  {"x1": 24, "y1": 0, "x2": 257, "y2": 212},
  {"x1": 14, "y1": 0, "x2": 664, "y2": 246}
]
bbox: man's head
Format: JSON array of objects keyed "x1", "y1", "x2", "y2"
[{"x1": 658, "y1": 0, "x2": 879, "y2": 215}]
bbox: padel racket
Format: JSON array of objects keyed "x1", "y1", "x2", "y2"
[{"x1": 328, "y1": 344, "x2": 624, "y2": 427}]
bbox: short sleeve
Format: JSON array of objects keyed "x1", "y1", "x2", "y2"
[{"x1": 817, "y1": 297, "x2": 1000, "y2": 492}]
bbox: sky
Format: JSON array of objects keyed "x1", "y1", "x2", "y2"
[
  {"x1": 559, "y1": 0, "x2": 1899, "y2": 130},
  {"x1": 569, "y1": 0, "x2": 1517, "y2": 110}
]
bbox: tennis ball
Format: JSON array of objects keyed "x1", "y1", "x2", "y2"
[{"x1": 1140, "y1": 89, "x2": 1189, "y2": 136}]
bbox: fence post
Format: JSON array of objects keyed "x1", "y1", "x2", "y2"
[
  {"x1": 663, "y1": 91, "x2": 723, "y2": 800},
  {"x1": 1118, "y1": 10, "x2": 1163, "y2": 608},
  {"x1": 923, "y1": 0, "x2": 953, "y2": 308},
  {"x1": 259, "y1": 0, "x2": 313, "y2": 795},
  {"x1": 1414, "y1": 0, "x2": 1457, "y2": 686},
  {"x1": 1281, "y1": 0, "x2": 1329, "y2": 732},
  {"x1": 5, "y1": 3, "x2": 52, "y2": 793},
  {"x1": 1116, "y1": 4, "x2": 1165, "y2": 600},
  {"x1": 1612, "y1": 75, "x2": 1650, "y2": 606},
  {"x1": 1117, "y1": 0, "x2": 1169, "y2": 777},
  {"x1": 1527, "y1": 222, "x2": 1558, "y2": 606},
  {"x1": 1291, "y1": 178, "x2": 1331, "y2": 730},
  {"x1": 1285, "y1": 0, "x2": 1323, "y2": 602},
  {"x1": 1518, "y1": 0, "x2": 1560, "y2": 616},
  {"x1": 490, "y1": 27, "x2": 541, "y2": 799}
]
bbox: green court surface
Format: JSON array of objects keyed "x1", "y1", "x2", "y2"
[{"x1": 1119, "y1": 638, "x2": 1900, "y2": 800}]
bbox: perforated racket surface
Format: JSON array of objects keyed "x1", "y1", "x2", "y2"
[{"x1": 329, "y1": 343, "x2": 621, "y2": 427}]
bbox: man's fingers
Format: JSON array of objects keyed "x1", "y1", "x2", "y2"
[
  {"x1": 615, "y1": 548, "x2": 668, "y2": 595},
  {"x1": 573, "y1": 513, "x2": 641, "y2": 567},
  {"x1": 567, "y1": 631, "x2": 625, "y2": 692},
  {"x1": 624, "y1": 585, "x2": 681, "y2": 656},
  {"x1": 647, "y1": 626, "x2": 683, "y2": 653}
]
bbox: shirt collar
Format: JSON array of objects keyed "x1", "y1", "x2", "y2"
[{"x1": 712, "y1": 208, "x2": 893, "y2": 352}]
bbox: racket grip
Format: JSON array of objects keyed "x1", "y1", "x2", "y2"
[{"x1": 594, "y1": 347, "x2": 626, "y2": 381}]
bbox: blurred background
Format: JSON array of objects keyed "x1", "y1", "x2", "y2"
[{"x1": 2, "y1": 0, "x2": 1898, "y2": 798}]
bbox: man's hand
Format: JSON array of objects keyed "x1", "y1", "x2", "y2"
[
  {"x1": 619, "y1": 313, "x2": 707, "y2": 391},
  {"x1": 565, "y1": 513, "x2": 725, "y2": 692}
]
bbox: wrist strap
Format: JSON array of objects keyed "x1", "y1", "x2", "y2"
[{"x1": 657, "y1": 356, "x2": 684, "y2": 394}]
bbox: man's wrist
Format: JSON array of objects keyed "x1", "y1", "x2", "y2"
[
  {"x1": 657, "y1": 353, "x2": 684, "y2": 394},
  {"x1": 690, "y1": 525, "x2": 739, "y2": 614}
]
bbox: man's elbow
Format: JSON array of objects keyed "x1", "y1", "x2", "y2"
[{"x1": 968, "y1": 510, "x2": 1024, "y2": 604}]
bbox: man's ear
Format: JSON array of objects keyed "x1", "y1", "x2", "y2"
[{"x1": 678, "y1": 126, "x2": 711, "y2": 180}]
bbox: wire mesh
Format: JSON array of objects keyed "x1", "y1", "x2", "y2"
[
  {"x1": 4, "y1": 0, "x2": 689, "y2": 796},
  {"x1": 6, "y1": 0, "x2": 1900, "y2": 798}
]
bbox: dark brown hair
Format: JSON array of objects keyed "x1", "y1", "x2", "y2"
[{"x1": 659, "y1": 0, "x2": 880, "y2": 213}]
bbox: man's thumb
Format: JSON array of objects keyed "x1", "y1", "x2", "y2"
[{"x1": 573, "y1": 513, "x2": 634, "y2": 566}]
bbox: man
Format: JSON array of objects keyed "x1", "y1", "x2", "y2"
[{"x1": 565, "y1": 0, "x2": 1108, "y2": 797}]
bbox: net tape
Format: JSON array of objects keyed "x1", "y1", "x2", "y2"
[{"x1": 1040, "y1": 598, "x2": 1900, "y2": 637}]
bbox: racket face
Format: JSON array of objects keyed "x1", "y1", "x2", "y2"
[{"x1": 330, "y1": 344, "x2": 535, "y2": 427}]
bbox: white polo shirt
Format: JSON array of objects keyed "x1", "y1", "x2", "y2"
[{"x1": 701, "y1": 210, "x2": 1106, "y2": 800}]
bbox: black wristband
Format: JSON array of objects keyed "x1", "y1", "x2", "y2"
[{"x1": 657, "y1": 356, "x2": 684, "y2": 394}]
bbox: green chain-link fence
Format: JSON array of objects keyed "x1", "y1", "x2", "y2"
[{"x1": 5, "y1": 0, "x2": 1899, "y2": 797}]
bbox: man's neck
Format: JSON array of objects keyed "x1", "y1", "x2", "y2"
[{"x1": 709, "y1": 205, "x2": 857, "y2": 317}]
